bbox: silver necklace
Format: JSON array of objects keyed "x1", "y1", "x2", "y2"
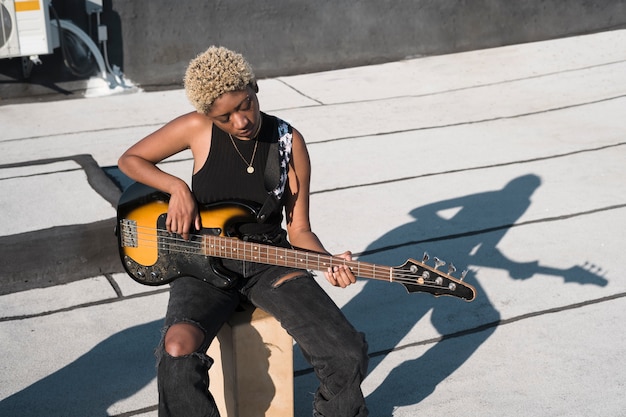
[{"x1": 228, "y1": 134, "x2": 259, "y2": 174}]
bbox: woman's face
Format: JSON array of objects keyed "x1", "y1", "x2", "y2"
[{"x1": 206, "y1": 85, "x2": 261, "y2": 140}]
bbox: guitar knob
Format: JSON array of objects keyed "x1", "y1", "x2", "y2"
[{"x1": 150, "y1": 271, "x2": 160, "y2": 279}]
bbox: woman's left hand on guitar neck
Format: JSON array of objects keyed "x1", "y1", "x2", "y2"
[{"x1": 325, "y1": 251, "x2": 357, "y2": 288}]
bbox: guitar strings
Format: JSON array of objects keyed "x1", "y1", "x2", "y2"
[
  {"x1": 124, "y1": 226, "x2": 455, "y2": 288},
  {"x1": 122, "y1": 224, "x2": 460, "y2": 288}
]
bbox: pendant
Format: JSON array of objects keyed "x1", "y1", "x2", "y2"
[{"x1": 247, "y1": 166, "x2": 255, "y2": 174}]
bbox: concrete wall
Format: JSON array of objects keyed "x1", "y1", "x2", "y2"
[
  {"x1": 1, "y1": 0, "x2": 625, "y2": 99},
  {"x1": 112, "y1": 0, "x2": 626, "y2": 88}
]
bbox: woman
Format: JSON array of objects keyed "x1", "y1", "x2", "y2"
[{"x1": 118, "y1": 46, "x2": 369, "y2": 417}]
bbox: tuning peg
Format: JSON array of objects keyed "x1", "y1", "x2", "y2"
[
  {"x1": 433, "y1": 257, "x2": 446, "y2": 270},
  {"x1": 583, "y1": 261, "x2": 603, "y2": 273},
  {"x1": 422, "y1": 252, "x2": 429, "y2": 263},
  {"x1": 460, "y1": 270, "x2": 468, "y2": 281},
  {"x1": 448, "y1": 263, "x2": 456, "y2": 275}
]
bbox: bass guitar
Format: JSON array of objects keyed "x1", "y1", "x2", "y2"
[{"x1": 117, "y1": 183, "x2": 476, "y2": 301}]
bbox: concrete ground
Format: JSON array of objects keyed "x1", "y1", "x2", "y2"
[{"x1": 1, "y1": 30, "x2": 625, "y2": 416}]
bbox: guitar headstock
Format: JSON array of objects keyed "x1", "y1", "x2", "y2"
[
  {"x1": 394, "y1": 253, "x2": 476, "y2": 301},
  {"x1": 561, "y1": 263, "x2": 607, "y2": 287}
]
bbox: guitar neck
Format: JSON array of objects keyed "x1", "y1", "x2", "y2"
[{"x1": 202, "y1": 234, "x2": 392, "y2": 281}]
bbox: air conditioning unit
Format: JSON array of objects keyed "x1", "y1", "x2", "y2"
[{"x1": 0, "y1": 0, "x2": 54, "y2": 59}]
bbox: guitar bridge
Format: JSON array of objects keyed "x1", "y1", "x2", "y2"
[{"x1": 120, "y1": 219, "x2": 138, "y2": 248}]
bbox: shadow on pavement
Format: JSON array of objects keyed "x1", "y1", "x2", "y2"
[
  {"x1": 0, "y1": 320, "x2": 162, "y2": 416},
  {"x1": 298, "y1": 174, "x2": 607, "y2": 415}
]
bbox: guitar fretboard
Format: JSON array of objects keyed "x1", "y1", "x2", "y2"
[{"x1": 201, "y1": 235, "x2": 394, "y2": 281}]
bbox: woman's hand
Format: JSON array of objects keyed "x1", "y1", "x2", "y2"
[
  {"x1": 325, "y1": 251, "x2": 357, "y2": 288},
  {"x1": 166, "y1": 186, "x2": 201, "y2": 240}
]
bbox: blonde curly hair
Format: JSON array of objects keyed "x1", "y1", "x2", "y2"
[{"x1": 184, "y1": 46, "x2": 256, "y2": 114}]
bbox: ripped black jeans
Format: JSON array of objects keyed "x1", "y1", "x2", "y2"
[{"x1": 156, "y1": 258, "x2": 369, "y2": 417}]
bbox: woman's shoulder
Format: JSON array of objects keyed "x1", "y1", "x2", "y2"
[{"x1": 165, "y1": 111, "x2": 214, "y2": 141}]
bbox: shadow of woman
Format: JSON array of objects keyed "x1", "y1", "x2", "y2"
[
  {"x1": 331, "y1": 174, "x2": 606, "y2": 415},
  {"x1": 0, "y1": 320, "x2": 162, "y2": 417}
]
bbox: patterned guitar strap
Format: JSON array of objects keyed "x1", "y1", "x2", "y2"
[{"x1": 256, "y1": 118, "x2": 292, "y2": 223}]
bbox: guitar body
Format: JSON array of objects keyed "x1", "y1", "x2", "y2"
[{"x1": 117, "y1": 182, "x2": 258, "y2": 287}]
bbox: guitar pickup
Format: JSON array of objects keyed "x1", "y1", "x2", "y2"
[{"x1": 200, "y1": 227, "x2": 222, "y2": 236}]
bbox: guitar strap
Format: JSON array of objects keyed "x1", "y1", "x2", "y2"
[{"x1": 256, "y1": 118, "x2": 292, "y2": 223}]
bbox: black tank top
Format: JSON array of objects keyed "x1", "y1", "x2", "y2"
[{"x1": 192, "y1": 113, "x2": 283, "y2": 235}]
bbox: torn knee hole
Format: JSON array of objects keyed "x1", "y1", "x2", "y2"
[
  {"x1": 273, "y1": 271, "x2": 306, "y2": 287},
  {"x1": 164, "y1": 322, "x2": 205, "y2": 357}
]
